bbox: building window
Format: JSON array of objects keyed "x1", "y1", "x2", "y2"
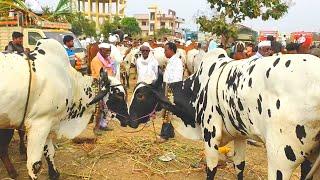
[
  {"x1": 150, "y1": 12, "x2": 155, "y2": 20},
  {"x1": 171, "y1": 22, "x2": 173, "y2": 27},
  {"x1": 160, "y1": 22, "x2": 165, "y2": 27},
  {"x1": 142, "y1": 21, "x2": 147, "y2": 26},
  {"x1": 150, "y1": 23, "x2": 155, "y2": 31}
]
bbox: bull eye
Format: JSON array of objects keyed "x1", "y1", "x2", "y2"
[{"x1": 136, "y1": 93, "x2": 144, "y2": 100}]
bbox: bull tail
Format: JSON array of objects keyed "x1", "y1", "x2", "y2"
[
  {"x1": 306, "y1": 138, "x2": 320, "y2": 180},
  {"x1": 306, "y1": 152, "x2": 320, "y2": 179}
]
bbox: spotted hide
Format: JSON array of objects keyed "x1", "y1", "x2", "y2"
[
  {"x1": 129, "y1": 48, "x2": 320, "y2": 180},
  {"x1": 0, "y1": 39, "x2": 129, "y2": 180}
]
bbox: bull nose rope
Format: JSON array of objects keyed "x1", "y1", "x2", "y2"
[{"x1": 109, "y1": 103, "x2": 158, "y2": 136}]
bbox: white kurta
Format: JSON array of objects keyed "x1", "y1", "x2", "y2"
[
  {"x1": 136, "y1": 55, "x2": 159, "y2": 83},
  {"x1": 163, "y1": 54, "x2": 184, "y2": 83},
  {"x1": 249, "y1": 52, "x2": 263, "y2": 60}
]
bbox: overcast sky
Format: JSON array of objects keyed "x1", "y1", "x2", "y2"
[{"x1": 38, "y1": 0, "x2": 320, "y2": 33}]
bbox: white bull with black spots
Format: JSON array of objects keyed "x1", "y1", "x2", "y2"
[
  {"x1": 0, "y1": 39, "x2": 129, "y2": 180},
  {"x1": 186, "y1": 48, "x2": 206, "y2": 74},
  {"x1": 128, "y1": 48, "x2": 320, "y2": 180}
]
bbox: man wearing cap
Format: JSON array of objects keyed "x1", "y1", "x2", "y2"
[
  {"x1": 185, "y1": 37, "x2": 192, "y2": 47},
  {"x1": 91, "y1": 43, "x2": 116, "y2": 134},
  {"x1": 136, "y1": 42, "x2": 158, "y2": 83},
  {"x1": 250, "y1": 41, "x2": 273, "y2": 59}
]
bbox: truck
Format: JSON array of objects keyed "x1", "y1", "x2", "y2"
[
  {"x1": 258, "y1": 31, "x2": 279, "y2": 41},
  {"x1": 0, "y1": 11, "x2": 87, "y2": 73}
]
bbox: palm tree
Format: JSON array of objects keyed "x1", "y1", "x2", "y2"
[
  {"x1": 0, "y1": 0, "x2": 73, "y2": 22},
  {"x1": 42, "y1": 0, "x2": 73, "y2": 22}
]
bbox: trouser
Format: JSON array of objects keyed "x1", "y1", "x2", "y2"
[
  {"x1": 160, "y1": 83, "x2": 175, "y2": 139},
  {"x1": 92, "y1": 80, "x2": 109, "y2": 130},
  {"x1": 99, "y1": 102, "x2": 109, "y2": 128}
]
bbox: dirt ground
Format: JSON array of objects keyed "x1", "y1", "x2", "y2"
[
  {"x1": 0, "y1": 119, "x2": 302, "y2": 180},
  {"x1": 0, "y1": 74, "x2": 302, "y2": 180}
]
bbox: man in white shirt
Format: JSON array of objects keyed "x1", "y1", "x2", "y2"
[
  {"x1": 80, "y1": 37, "x2": 87, "y2": 49},
  {"x1": 158, "y1": 42, "x2": 184, "y2": 142},
  {"x1": 163, "y1": 42, "x2": 184, "y2": 83},
  {"x1": 136, "y1": 43, "x2": 159, "y2": 83},
  {"x1": 185, "y1": 37, "x2": 192, "y2": 47}
]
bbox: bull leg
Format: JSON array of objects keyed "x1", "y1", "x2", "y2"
[
  {"x1": 265, "y1": 131, "x2": 304, "y2": 180},
  {"x1": 205, "y1": 122, "x2": 223, "y2": 180},
  {"x1": 265, "y1": 123, "x2": 314, "y2": 180},
  {"x1": 44, "y1": 138, "x2": 60, "y2": 180},
  {"x1": 0, "y1": 129, "x2": 18, "y2": 179},
  {"x1": 205, "y1": 142, "x2": 219, "y2": 180},
  {"x1": 18, "y1": 129, "x2": 27, "y2": 160},
  {"x1": 27, "y1": 121, "x2": 51, "y2": 180},
  {"x1": 266, "y1": 145, "x2": 296, "y2": 180},
  {"x1": 233, "y1": 139, "x2": 246, "y2": 180}
]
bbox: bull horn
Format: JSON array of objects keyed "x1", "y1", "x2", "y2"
[{"x1": 88, "y1": 90, "x2": 108, "y2": 105}]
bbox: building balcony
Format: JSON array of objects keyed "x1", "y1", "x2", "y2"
[
  {"x1": 140, "y1": 26, "x2": 149, "y2": 31},
  {"x1": 134, "y1": 14, "x2": 149, "y2": 20},
  {"x1": 73, "y1": 0, "x2": 127, "y2": 4}
]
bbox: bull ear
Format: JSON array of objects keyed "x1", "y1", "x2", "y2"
[
  {"x1": 88, "y1": 90, "x2": 108, "y2": 105},
  {"x1": 151, "y1": 89, "x2": 174, "y2": 111}
]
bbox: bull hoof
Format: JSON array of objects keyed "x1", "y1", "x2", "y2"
[
  {"x1": 8, "y1": 169, "x2": 18, "y2": 179},
  {"x1": 20, "y1": 153, "x2": 27, "y2": 161},
  {"x1": 28, "y1": 175, "x2": 37, "y2": 180},
  {"x1": 20, "y1": 146, "x2": 27, "y2": 155},
  {"x1": 32, "y1": 161, "x2": 42, "y2": 175},
  {"x1": 49, "y1": 170, "x2": 60, "y2": 180}
]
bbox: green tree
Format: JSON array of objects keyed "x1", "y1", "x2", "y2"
[
  {"x1": 154, "y1": 28, "x2": 172, "y2": 39},
  {"x1": 69, "y1": 12, "x2": 96, "y2": 37},
  {"x1": 43, "y1": 0, "x2": 72, "y2": 22},
  {"x1": 69, "y1": 12, "x2": 85, "y2": 36},
  {"x1": 121, "y1": 17, "x2": 141, "y2": 36},
  {"x1": 83, "y1": 20, "x2": 96, "y2": 37},
  {"x1": 207, "y1": 0, "x2": 289, "y2": 23},
  {"x1": 197, "y1": 15, "x2": 237, "y2": 47},
  {"x1": 197, "y1": 0, "x2": 290, "y2": 47},
  {"x1": 100, "y1": 18, "x2": 118, "y2": 37},
  {"x1": 113, "y1": 16, "x2": 121, "y2": 27}
]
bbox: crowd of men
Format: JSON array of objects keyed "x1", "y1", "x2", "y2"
[{"x1": 4, "y1": 31, "x2": 320, "y2": 143}]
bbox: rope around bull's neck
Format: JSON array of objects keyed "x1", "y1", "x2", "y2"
[
  {"x1": 215, "y1": 60, "x2": 235, "y2": 138},
  {"x1": 19, "y1": 56, "x2": 33, "y2": 130}
]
